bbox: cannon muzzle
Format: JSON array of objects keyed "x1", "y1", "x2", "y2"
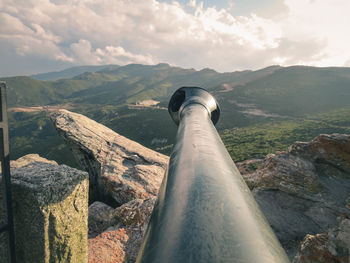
[{"x1": 137, "y1": 87, "x2": 290, "y2": 263}]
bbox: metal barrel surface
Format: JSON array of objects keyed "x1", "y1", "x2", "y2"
[{"x1": 136, "y1": 87, "x2": 290, "y2": 263}]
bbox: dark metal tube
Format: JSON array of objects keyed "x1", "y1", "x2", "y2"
[
  {"x1": 136, "y1": 87, "x2": 290, "y2": 263},
  {"x1": 0, "y1": 82, "x2": 16, "y2": 262}
]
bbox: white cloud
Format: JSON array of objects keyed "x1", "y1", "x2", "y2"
[
  {"x1": 0, "y1": 0, "x2": 350, "y2": 76},
  {"x1": 279, "y1": 0, "x2": 350, "y2": 67},
  {"x1": 69, "y1": 39, "x2": 155, "y2": 65},
  {"x1": 0, "y1": 11, "x2": 72, "y2": 62}
]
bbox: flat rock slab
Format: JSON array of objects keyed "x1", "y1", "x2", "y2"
[
  {"x1": 11, "y1": 153, "x2": 58, "y2": 169},
  {"x1": 51, "y1": 109, "x2": 169, "y2": 206}
]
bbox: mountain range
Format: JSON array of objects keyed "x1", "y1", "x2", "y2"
[{"x1": 1, "y1": 63, "x2": 350, "y2": 167}]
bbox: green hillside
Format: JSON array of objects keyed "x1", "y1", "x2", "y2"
[
  {"x1": 31, "y1": 65, "x2": 120, "y2": 81},
  {"x1": 2, "y1": 64, "x2": 350, "y2": 167},
  {"x1": 221, "y1": 108, "x2": 350, "y2": 162},
  {"x1": 222, "y1": 66, "x2": 350, "y2": 116},
  {"x1": 8, "y1": 111, "x2": 78, "y2": 167}
]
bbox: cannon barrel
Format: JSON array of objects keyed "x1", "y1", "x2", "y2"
[{"x1": 136, "y1": 87, "x2": 290, "y2": 263}]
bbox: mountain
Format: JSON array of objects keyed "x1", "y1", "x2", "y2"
[
  {"x1": 30, "y1": 65, "x2": 120, "y2": 81},
  {"x1": 2, "y1": 63, "x2": 282, "y2": 108},
  {"x1": 1, "y1": 63, "x2": 350, "y2": 165},
  {"x1": 220, "y1": 66, "x2": 350, "y2": 117},
  {"x1": 5, "y1": 64, "x2": 350, "y2": 118}
]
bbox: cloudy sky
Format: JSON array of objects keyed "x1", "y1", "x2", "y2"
[{"x1": 1, "y1": 0, "x2": 350, "y2": 76}]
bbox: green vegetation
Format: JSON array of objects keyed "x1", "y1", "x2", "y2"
[
  {"x1": 7, "y1": 107, "x2": 350, "y2": 166},
  {"x1": 8, "y1": 111, "x2": 78, "y2": 167},
  {"x1": 221, "y1": 108, "x2": 350, "y2": 162},
  {"x1": 31, "y1": 64, "x2": 120, "y2": 81},
  {"x1": 225, "y1": 66, "x2": 350, "y2": 117},
  {"x1": 2, "y1": 64, "x2": 350, "y2": 166}
]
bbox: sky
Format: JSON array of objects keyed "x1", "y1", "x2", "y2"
[{"x1": 1, "y1": 0, "x2": 350, "y2": 76}]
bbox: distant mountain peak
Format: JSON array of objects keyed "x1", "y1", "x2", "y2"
[
  {"x1": 31, "y1": 65, "x2": 120, "y2": 81},
  {"x1": 199, "y1": 67, "x2": 217, "y2": 73},
  {"x1": 155, "y1": 63, "x2": 170, "y2": 67}
]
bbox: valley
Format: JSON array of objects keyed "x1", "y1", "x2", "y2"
[{"x1": 2, "y1": 63, "x2": 350, "y2": 168}]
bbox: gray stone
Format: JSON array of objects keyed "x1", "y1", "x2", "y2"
[
  {"x1": 50, "y1": 109, "x2": 169, "y2": 206},
  {"x1": 88, "y1": 201, "x2": 114, "y2": 238},
  {"x1": 244, "y1": 134, "x2": 350, "y2": 259},
  {"x1": 50, "y1": 110, "x2": 168, "y2": 262},
  {"x1": 10, "y1": 160, "x2": 89, "y2": 263},
  {"x1": 292, "y1": 218, "x2": 350, "y2": 263},
  {"x1": 89, "y1": 197, "x2": 156, "y2": 263},
  {"x1": 11, "y1": 153, "x2": 58, "y2": 169},
  {"x1": 112, "y1": 197, "x2": 156, "y2": 231}
]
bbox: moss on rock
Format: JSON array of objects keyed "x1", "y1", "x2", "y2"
[{"x1": 11, "y1": 160, "x2": 88, "y2": 263}]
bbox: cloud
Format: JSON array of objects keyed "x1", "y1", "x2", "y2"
[
  {"x1": 279, "y1": 0, "x2": 350, "y2": 67},
  {"x1": 0, "y1": 0, "x2": 350, "y2": 76},
  {"x1": 69, "y1": 39, "x2": 155, "y2": 65}
]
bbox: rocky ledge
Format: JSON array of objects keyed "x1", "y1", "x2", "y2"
[
  {"x1": 239, "y1": 133, "x2": 350, "y2": 261},
  {"x1": 49, "y1": 110, "x2": 349, "y2": 263},
  {"x1": 50, "y1": 109, "x2": 168, "y2": 262},
  {"x1": 50, "y1": 109, "x2": 169, "y2": 206}
]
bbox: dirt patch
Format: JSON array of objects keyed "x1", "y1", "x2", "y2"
[{"x1": 9, "y1": 104, "x2": 74, "y2": 112}]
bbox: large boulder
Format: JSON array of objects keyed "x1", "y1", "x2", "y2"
[
  {"x1": 240, "y1": 134, "x2": 350, "y2": 259},
  {"x1": 9, "y1": 156, "x2": 89, "y2": 263},
  {"x1": 50, "y1": 109, "x2": 169, "y2": 206}
]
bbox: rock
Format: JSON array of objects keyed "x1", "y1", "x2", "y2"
[
  {"x1": 112, "y1": 197, "x2": 156, "y2": 230},
  {"x1": 50, "y1": 109, "x2": 169, "y2": 206},
  {"x1": 1, "y1": 154, "x2": 59, "y2": 261},
  {"x1": 111, "y1": 197, "x2": 156, "y2": 262},
  {"x1": 10, "y1": 158, "x2": 89, "y2": 263},
  {"x1": 89, "y1": 197, "x2": 156, "y2": 263},
  {"x1": 236, "y1": 158, "x2": 264, "y2": 188},
  {"x1": 88, "y1": 228, "x2": 129, "y2": 263},
  {"x1": 50, "y1": 110, "x2": 167, "y2": 262},
  {"x1": 289, "y1": 133, "x2": 350, "y2": 174},
  {"x1": 293, "y1": 218, "x2": 350, "y2": 263},
  {"x1": 244, "y1": 134, "x2": 350, "y2": 259},
  {"x1": 11, "y1": 153, "x2": 58, "y2": 169},
  {"x1": 50, "y1": 108, "x2": 350, "y2": 262},
  {"x1": 88, "y1": 201, "x2": 114, "y2": 238},
  {"x1": 236, "y1": 158, "x2": 264, "y2": 175}
]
